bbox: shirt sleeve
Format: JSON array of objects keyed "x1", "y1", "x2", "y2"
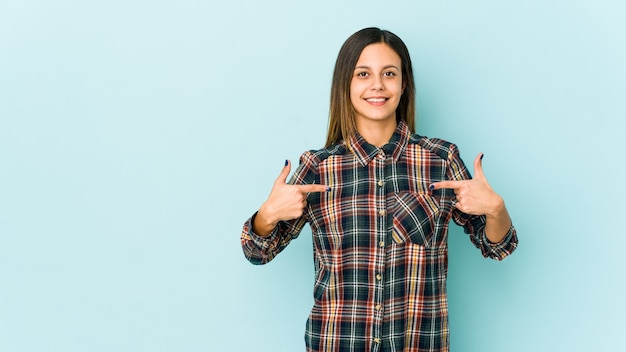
[
  {"x1": 240, "y1": 152, "x2": 318, "y2": 265},
  {"x1": 446, "y1": 144, "x2": 519, "y2": 261}
]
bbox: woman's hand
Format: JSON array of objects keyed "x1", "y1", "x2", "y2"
[
  {"x1": 430, "y1": 153, "x2": 512, "y2": 242},
  {"x1": 253, "y1": 160, "x2": 330, "y2": 236},
  {"x1": 430, "y1": 153, "x2": 503, "y2": 216}
]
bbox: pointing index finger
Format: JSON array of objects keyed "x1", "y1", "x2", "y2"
[
  {"x1": 429, "y1": 180, "x2": 463, "y2": 190},
  {"x1": 297, "y1": 184, "x2": 332, "y2": 193}
]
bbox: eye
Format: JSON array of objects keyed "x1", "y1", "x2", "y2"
[
  {"x1": 383, "y1": 71, "x2": 397, "y2": 77},
  {"x1": 356, "y1": 71, "x2": 369, "y2": 77}
]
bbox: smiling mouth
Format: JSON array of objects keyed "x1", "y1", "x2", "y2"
[{"x1": 365, "y1": 97, "x2": 388, "y2": 103}]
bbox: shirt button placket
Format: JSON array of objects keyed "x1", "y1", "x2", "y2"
[{"x1": 372, "y1": 149, "x2": 386, "y2": 351}]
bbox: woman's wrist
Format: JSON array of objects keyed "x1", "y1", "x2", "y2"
[
  {"x1": 253, "y1": 204, "x2": 278, "y2": 237},
  {"x1": 485, "y1": 194, "x2": 506, "y2": 220}
]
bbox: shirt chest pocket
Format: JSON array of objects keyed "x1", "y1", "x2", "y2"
[{"x1": 391, "y1": 191, "x2": 440, "y2": 248}]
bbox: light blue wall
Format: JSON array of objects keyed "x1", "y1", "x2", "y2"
[{"x1": 1, "y1": 0, "x2": 624, "y2": 351}]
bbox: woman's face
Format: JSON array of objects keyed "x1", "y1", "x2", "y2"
[{"x1": 350, "y1": 43, "x2": 404, "y2": 127}]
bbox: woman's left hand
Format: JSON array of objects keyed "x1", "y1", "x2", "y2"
[{"x1": 430, "y1": 153, "x2": 504, "y2": 217}]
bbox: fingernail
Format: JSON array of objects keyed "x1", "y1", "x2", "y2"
[
  {"x1": 284, "y1": 160, "x2": 288, "y2": 166},
  {"x1": 480, "y1": 154, "x2": 484, "y2": 160},
  {"x1": 429, "y1": 184, "x2": 435, "y2": 190},
  {"x1": 326, "y1": 187, "x2": 332, "y2": 192}
]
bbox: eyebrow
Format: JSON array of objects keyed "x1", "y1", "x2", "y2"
[{"x1": 354, "y1": 65, "x2": 400, "y2": 70}]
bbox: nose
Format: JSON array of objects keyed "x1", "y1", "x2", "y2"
[{"x1": 370, "y1": 75, "x2": 384, "y2": 91}]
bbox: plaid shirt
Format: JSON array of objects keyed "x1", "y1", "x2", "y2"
[{"x1": 241, "y1": 121, "x2": 518, "y2": 352}]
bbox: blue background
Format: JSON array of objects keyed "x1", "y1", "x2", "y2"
[{"x1": 1, "y1": 0, "x2": 624, "y2": 351}]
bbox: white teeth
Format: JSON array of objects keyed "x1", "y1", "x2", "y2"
[{"x1": 366, "y1": 98, "x2": 386, "y2": 102}]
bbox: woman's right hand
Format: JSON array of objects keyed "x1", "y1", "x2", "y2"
[{"x1": 252, "y1": 160, "x2": 330, "y2": 236}]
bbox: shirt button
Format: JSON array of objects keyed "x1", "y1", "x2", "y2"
[
  {"x1": 374, "y1": 337, "x2": 381, "y2": 344},
  {"x1": 376, "y1": 274, "x2": 382, "y2": 281},
  {"x1": 375, "y1": 304, "x2": 382, "y2": 311},
  {"x1": 377, "y1": 180, "x2": 384, "y2": 187},
  {"x1": 379, "y1": 240, "x2": 385, "y2": 248},
  {"x1": 378, "y1": 209, "x2": 386, "y2": 216}
]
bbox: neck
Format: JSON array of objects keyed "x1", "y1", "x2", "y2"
[{"x1": 356, "y1": 119, "x2": 397, "y2": 147}]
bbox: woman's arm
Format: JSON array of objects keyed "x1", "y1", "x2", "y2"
[
  {"x1": 431, "y1": 153, "x2": 512, "y2": 243},
  {"x1": 240, "y1": 159, "x2": 330, "y2": 265}
]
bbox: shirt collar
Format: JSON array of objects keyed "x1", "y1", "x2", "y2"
[{"x1": 348, "y1": 120, "x2": 411, "y2": 166}]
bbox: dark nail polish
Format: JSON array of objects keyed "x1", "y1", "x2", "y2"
[
  {"x1": 326, "y1": 187, "x2": 332, "y2": 192},
  {"x1": 480, "y1": 154, "x2": 484, "y2": 160},
  {"x1": 429, "y1": 184, "x2": 435, "y2": 190},
  {"x1": 284, "y1": 160, "x2": 288, "y2": 166}
]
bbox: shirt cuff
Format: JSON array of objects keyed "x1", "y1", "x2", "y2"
[
  {"x1": 246, "y1": 212, "x2": 280, "y2": 248},
  {"x1": 480, "y1": 224, "x2": 518, "y2": 261}
]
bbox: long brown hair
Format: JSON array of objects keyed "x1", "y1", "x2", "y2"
[{"x1": 325, "y1": 27, "x2": 416, "y2": 148}]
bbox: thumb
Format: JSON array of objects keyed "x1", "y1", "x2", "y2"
[
  {"x1": 275, "y1": 159, "x2": 291, "y2": 184},
  {"x1": 473, "y1": 153, "x2": 485, "y2": 180}
]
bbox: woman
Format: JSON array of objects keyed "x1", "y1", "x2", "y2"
[{"x1": 240, "y1": 27, "x2": 518, "y2": 352}]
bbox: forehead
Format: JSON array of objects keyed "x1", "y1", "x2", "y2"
[{"x1": 356, "y1": 43, "x2": 401, "y2": 67}]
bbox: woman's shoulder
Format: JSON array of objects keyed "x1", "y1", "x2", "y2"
[
  {"x1": 408, "y1": 133, "x2": 460, "y2": 160},
  {"x1": 300, "y1": 142, "x2": 349, "y2": 163}
]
